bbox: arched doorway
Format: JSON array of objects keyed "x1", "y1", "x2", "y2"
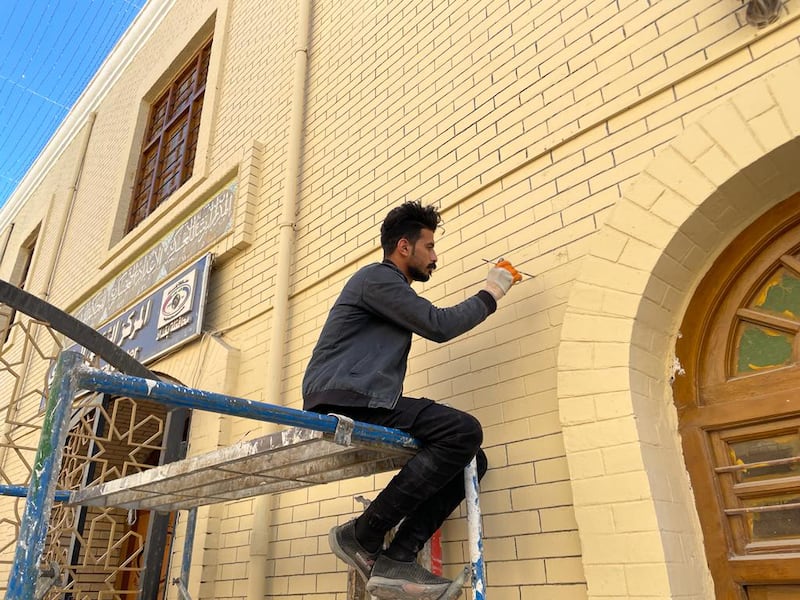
[
  {"x1": 675, "y1": 194, "x2": 800, "y2": 599},
  {"x1": 557, "y1": 57, "x2": 800, "y2": 600}
]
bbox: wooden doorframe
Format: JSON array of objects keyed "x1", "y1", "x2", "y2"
[{"x1": 675, "y1": 194, "x2": 800, "y2": 598}]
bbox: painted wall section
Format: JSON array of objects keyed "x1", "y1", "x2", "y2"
[{"x1": 0, "y1": 0, "x2": 798, "y2": 599}]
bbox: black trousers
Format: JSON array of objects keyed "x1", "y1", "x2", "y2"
[{"x1": 318, "y1": 397, "x2": 488, "y2": 559}]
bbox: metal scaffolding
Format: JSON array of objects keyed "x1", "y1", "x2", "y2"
[{"x1": 5, "y1": 351, "x2": 487, "y2": 600}]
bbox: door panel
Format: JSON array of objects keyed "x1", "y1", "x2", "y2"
[{"x1": 747, "y1": 586, "x2": 800, "y2": 599}]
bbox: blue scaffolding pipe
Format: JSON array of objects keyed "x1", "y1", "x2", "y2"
[
  {"x1": 0, "y1": 485, "x2": 70, "y2": 503},
  {"x1": 464, "y1": 457, "x2": 486, "y2": 600},
  {"x1": 6, "y1": 351, "x2": 83, "y2": 600},
  {"x1": 5, "y1": 351, "x2": 487, "y2": 600},
  {"x1": 74, "y1": 364, "x2": 420, "y2": 450}
]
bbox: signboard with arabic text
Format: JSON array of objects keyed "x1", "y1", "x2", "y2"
[
  {"x1": 66, "y1": 254, "x2": 212, "y2": 370},
  {"x1": 74, "y1": 181, "x2": 235, "y2": 329}
]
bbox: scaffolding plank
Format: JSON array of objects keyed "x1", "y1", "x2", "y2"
[
  {"x1": 134, "y1": 453, "x2": 409, "y2": 511},
  {"x1": 69, "y1": 426, "x2": 413, "y2": 511}
]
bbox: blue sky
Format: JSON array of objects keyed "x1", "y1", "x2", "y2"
[{"x1": 0, "y1": 0, "x2": 146, "y2": 207}]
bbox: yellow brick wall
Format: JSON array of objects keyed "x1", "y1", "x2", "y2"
[
  {"x1": 0, "y1": 0, "x2": 798, "y2": 598},
  {"x1": 559, "y1": 57, "x2": 800, "y2": 600}
]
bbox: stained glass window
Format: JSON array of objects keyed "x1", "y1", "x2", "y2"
[
  {"x1": 733, "y1": 266, "x2": 800, "y2": 375},
  {"x1": 736, "y1": 323, "x2": 793, "y2": 374},
  {"x1": 753, "y1": 268, "x2": 800, "y2": 319}
]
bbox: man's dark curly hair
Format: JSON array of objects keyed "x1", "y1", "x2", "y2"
[{"x1": 380, "y1": 201, "x2": 442, "y2": 256}]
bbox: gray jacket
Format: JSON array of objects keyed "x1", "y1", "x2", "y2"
[{"x1": 302, "y1": 260, "x2": 496, "y2": 410}]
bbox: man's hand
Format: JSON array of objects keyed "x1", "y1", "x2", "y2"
[{"x1": 484, "y1": 260, "x2": 521, "y2": 300}]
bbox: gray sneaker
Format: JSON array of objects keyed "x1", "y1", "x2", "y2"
[
  {"x1": 329, "y1": 520, "x2": 379, "y2": 582},
  {"x1": 366, "y1": 555, "x2": 452, "y2": 600}
]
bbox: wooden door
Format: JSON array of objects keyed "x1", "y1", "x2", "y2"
[{"x1": 675, "y1": 194, "x2": 800, "y2": 599}]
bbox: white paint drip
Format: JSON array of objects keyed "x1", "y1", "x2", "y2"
[{"x1": 669, "y1": 355, "x2": 685, "y2": 385}]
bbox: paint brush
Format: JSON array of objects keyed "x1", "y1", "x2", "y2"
[{"x1": 481, "y1": 258, "x2": 536, "y2": 279}]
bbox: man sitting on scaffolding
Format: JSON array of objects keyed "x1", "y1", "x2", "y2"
[{"x1": 302, "y1": 200, "x2": 520, "y2": 600}]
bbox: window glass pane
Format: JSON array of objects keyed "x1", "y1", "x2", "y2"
[
  {"x1": 162, "y1": 122, "x2": 187, "y2": 166},
  {"x1": 199, "y1": 45, "x2": 212, "y2": 83},
  {"x1": 170, "y1": 68, "x2": 196, "y2": 118},
  {"x1": 134, "y1": 207, "x2": 148, "y2": 226},
  {"x1": 734, "y1": 322, "x2": 793, "y2": 374},
  {"x1": 741, "y1": 495, "x2": 800, "y2": 542},
  {"x1": 729, "y1": 433, "x2": 800, "y2": 483},
  {"x1": 184, "y1": 101, "x2": 204, "y2": 175},
  {"x1": 751, "y1": 268, "x2": 800, "y2": 319},
  {"x1": 147, "y1": 96, "x2": 169, "y2": 141},
  {"x1": 129, "y1": 149, "x2": 158, "y2": 229},
  {"x1": 155, "y1": 121, "x2": 188, "y2": 205},
  {"x1": 158, "y1": 120, "x2": 188, "y2": 184},
  {"x1": 156, "y1": 176, "x2": 180, "y2": 206}
]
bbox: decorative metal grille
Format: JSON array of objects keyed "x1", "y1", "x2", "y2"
[{"x1": 0, "y1": 315, "x2": 168, "y2": 600}]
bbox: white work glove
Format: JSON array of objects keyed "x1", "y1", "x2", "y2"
[{"x1": 484, "y1": 260, "x2": 521, "y2": 300}]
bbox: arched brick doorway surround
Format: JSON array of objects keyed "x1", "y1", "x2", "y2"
[{"x1": 557, "y1": 58, "x2": 800, "y2": 599}]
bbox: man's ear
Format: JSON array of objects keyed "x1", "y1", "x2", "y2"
[{"x1": 397, "y1": 238, "x2": 410, "y2": 256}]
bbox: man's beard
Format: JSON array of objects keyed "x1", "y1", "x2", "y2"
[{"x1": 409, "y1": 263, "x2": 436, "y2": 282}]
